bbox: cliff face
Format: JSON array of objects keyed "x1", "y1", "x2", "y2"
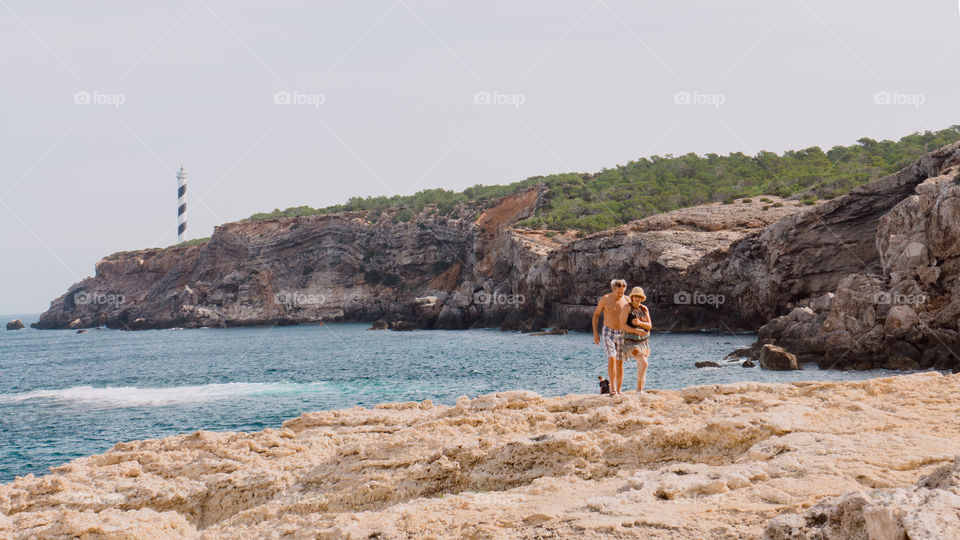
[
  {"x1": 757, "y1": 146, "x2": 960, "y2": 370},
  {"x1": 700, "y1": 142, "x2": 960, "y2": 324},
  {"x1": 33, "y1": 188, "x2": 810, "y2": 332},
  {"x1": 33, "y1": 187, "x2": 548, "y2": 330},
  {"x1": 35, "y1": 142, "x2": 960, "y2": 371}
]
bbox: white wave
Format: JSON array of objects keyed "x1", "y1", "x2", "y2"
[{"x1": 0, "y1": 381, "x2": 329, "y2": 408}]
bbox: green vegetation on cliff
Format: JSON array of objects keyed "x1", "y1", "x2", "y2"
[{"x1": 248, "y1": 126, "x2": 960, "y2": 233}]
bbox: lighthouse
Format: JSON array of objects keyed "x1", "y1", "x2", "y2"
[{"x1": 176, "y1": 166, "x2": 187, "y2": 243}]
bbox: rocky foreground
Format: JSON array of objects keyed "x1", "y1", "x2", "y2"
[{"x1": 3, "y1": 372, "x2": 959, "y2": 539}]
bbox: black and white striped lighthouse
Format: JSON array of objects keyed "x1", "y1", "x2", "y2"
[{"x1": 176, "y1": 166, "x2": 187, "y2": 243}]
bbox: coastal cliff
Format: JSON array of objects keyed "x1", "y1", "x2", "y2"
[
  {"x1": 32, "y1": 186, "x2": 810, "y2": 333},
  {"x1": 35, "y1": 141, "x2": 960, "y2": 370},
  {"x1": 755, "y1": 143, "x2": 960, "y2": 370},
  {"x1": 2, "y1": 372, "x2": 959, "y2": 538}
]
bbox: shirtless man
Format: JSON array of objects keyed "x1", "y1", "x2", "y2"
[{"x1": 592, "y1": 279, "x2": 630, "y2": 395}]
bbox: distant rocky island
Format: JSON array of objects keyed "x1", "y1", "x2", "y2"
[{"x1": 34, "y1": 141, "x2": 960, "y2": 372}]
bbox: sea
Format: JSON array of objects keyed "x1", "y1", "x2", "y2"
[{"x1": 0, "y1": 313, "x2": 909, "y2": 483}]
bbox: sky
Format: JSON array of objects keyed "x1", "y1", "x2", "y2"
[{"x1": 1, "y1": 0, "x2": 958, "y2": 314}]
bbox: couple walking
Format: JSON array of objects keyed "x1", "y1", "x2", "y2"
[{"x1": 592, "y1": 279, "x2": 652, "y2": 395}]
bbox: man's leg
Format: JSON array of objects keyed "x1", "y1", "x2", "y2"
[
  {"x1": 615, "y1": 360, "x2": 624, "y2": 394},
  {"x1": 607, "y1": 356, "x2": 617, "y2": 394},
  {"x1": 636, "y1": 350, "x2": 650, "y2": 392}
]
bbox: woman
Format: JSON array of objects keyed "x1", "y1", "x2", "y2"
[{"x1": 621, "y1": 287, "x2": 652, "y2": 392}]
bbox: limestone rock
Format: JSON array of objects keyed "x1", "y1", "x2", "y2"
[
  {"x1": 367, "y1": 320, "x2": 388, "y2": 330},
  {"x1": 3, "y1": 373, "x2": 960, "y2": 538},
  {"x1": 725, "y1": 347, "x2": 753, "y2": 360},
  {"x1": 764, "y1": 458, "x2": 960, "y2": 540},
  {"x1": 435, "y1": 304, "x2": 465, "y2": 329},
  {"x1": 759, "y1": 344, "x2": 800, "y2": 370},
  {"x1": 755, "y1": 147, "x2": 960, "y2": 370},
  {"x1": 883, "y1": 305, "x2": 919, "y2": 338},
  {"x1": 389, "y1": 320, "x2": 418, "y2": 331},
  {"x1": 5, "y1": 319, "x2": 24, "y2": 330},
  {"x1": 527, "y1": 328, "x2": 568, "y2": 336}
]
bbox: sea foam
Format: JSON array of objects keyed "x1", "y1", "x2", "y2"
[{"x1": 0, "y1": 382, "x2": 329, "y2": 408}]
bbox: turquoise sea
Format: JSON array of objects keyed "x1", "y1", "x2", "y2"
[{"x1": 0, "y1": 313, "x2": 906, "y2": 482}]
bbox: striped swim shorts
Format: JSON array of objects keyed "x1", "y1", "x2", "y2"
[{"x1": 602, "y1": 326, "x2": 622, "y2": 359}]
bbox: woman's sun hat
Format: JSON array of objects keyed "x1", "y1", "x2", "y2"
[{"x1": 628, "y1": 286, "x2": 646, "y2": 300}]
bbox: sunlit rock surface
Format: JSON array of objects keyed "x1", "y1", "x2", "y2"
[{"x1": 2, "y1": 372, "x2": 959, "y2": 539}]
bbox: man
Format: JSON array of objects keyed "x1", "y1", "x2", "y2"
[{"x1": 592, "y1": 279, "x2": 630, "y2": 395}]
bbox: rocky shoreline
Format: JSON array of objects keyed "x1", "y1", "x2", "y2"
[
  {"x1": 2, "y1": 372, "x2": 959, "y2": 538},
  {"x1": 32, "y1": 141, "x2": 960, "y2": 371}
]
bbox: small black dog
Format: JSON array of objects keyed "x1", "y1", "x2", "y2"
[{"x1": 598, "y1": 376, "x2": 610, "y2": 395}]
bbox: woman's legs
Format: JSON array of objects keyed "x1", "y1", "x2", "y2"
[{"x1": 635, "y1": 349, "x2": 650, "y2": 391}]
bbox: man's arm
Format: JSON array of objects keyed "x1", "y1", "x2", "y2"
[{"x1": 592, "y1": 300, "x2": 604, "y2": 344}]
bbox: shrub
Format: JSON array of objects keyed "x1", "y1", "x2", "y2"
[
  {"x1": 363, "y1": 269, "x2": 382, "y2": 284},
  {"x1": 380, "y1": 273, "x2": 402, "y2": 287},
  {"x1": 363, "y1": 269, "x2": 402, "y2": 287},
  {"x1": 432, "y1": 260, "x2": 452, "y2": 273},
  {"x1": 393, "y1": 208, "x2": 415, "y2": 223},
  {"x1": 240, "y1": 126, "x2": 960, "y2": 235},
  {"x1": 170, "y1": 237, "x2": 210, "y2": 249}
]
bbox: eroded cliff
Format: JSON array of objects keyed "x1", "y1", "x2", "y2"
[{"x1": 33, "y1": 189, "x2": 812, "y2": 333}]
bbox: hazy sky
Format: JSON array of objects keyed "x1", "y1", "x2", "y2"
[{"x1": 1, "y1": 0, "x2": 957, "y2": 313}]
